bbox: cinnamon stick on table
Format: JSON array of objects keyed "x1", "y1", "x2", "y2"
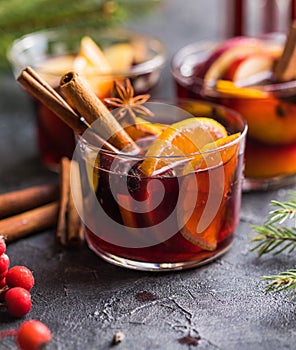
[
  {"x1": 0, "y1": 202, "x2": 59, "y2": 243},
  {"x1": 60, "y1": 72, "x2": 140, "y2": 154},
  {"x1": 0, "y1": 183, "x2": 59, "y2": 218}
]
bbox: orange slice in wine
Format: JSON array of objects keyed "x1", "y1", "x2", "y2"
[
  {"x1": 124, "y1": 117, "x2": 166, "y2": 141},
  {"x1": 140, "y1": 117, "x2": 228, "y2": 176},
  {"x1": 179, "y1": 133, "x2": 241, "y2": 251}
]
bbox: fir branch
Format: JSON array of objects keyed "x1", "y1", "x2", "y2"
[
  {"x1": 251, "y1": 191, "x2": 296, "y2": 294},
  {"x1": 251, "y1": 224, "x2": 296, "y2": 256},
  {"x1": 0, "y1": 0, "x2": 161, "y2": 69},
  {"x1": 267, "y1": 192, "x2": 296, "y2": 225},
  {"x1": 262, "y1": 269, "x2": 296, "y2": 293}
]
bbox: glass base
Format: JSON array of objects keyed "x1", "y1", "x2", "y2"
[
  {"x1": 86, "y1": 235, "x2": 233, "y2": 272},
  {"x1": 243, "y1": 173, "x2": 296, "y2": 192}
]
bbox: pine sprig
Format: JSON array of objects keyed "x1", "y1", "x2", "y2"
[
  {"x1": 0, "y1": 0, "x2": 161, "y2": 69},
  {"x1": 251, "y1": 224, "x2": 296, "y2": 256},
  {"x1": 262, "y1": 269, "x2": 296, "y2": 293},
  {"x1": 251, "y1": 191, "x2": 296, "y2": 293},
  {"x1": 267, "y1": 193, "x2": 296, "y2": 225}
]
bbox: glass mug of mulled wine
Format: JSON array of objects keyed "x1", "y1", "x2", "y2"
[
  {"x1": 71, "y1": 99, "x2": 247, "y2": 271},
  {"x1": 8, "y1": 28, "x2": 166, "y2": 170},
  {"x1": 172, "y1": 33, "x2": 296, "y2": 191}
]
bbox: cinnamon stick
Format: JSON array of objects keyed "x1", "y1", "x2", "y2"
[
  {"x1": 0, "y1": 183, "x2": 59, "y2": 219},
  {"x1": 0, "y1": 202, "x2": 59, "y2": 243},
  {"x1": 273, "y1": 22, "x2": 296, "y2": 82},
  {"x1": 57, "y1": 157, "x2": 84, "y2": 247},
  {"x1": 17, "y1": 67, "x2": 118, "y2": 153},
  {"x1": 60, "y1": 72, "x2": 140, "y2": 154},
  {"x1": 67, "y1": 160, "x2": 84, "y2": 245}
]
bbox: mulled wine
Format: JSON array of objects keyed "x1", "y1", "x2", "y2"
[
  {"x1": 172, "y1": 35, "x2": 296, "y2": 190},
  {"x1": 72, "y1": 100, "x2": 247, "y2": 270}
]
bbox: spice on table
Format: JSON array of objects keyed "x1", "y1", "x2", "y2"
[
  {"x1": 112, "y1": 331, "x2": 125, "y2": 345},
  {"x1": 0, "y1": 183, "x2": 59, "y2": 218},
  {"x1": 56, "y1": 157, "x2": 84, "y2": 247},
  {"x1": 0, "y1": 202, "x2": 59, "y2": 243}
]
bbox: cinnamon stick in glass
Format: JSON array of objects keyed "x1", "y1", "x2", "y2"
[
  {"x1": 17, "y1": 67, "x2": 118, "y2": 153},
  {"x1": 60, "y1": 72, "x2": 140, "y2": 154},
  {"x1": 273, "y1": 21, "x2": 296, "y2": 82}
]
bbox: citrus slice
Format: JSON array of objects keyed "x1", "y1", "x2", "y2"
[
  {"x1": 124, "y1": 117, "x2": 166, "y2": 141},
  {"x1": 215, "y1": 80, "x2": 267, "y2": 98},
  {"x1": 73, "y1": 36, "x2": 113, "y2": 97},
  {"x1": 140, "y1": 117, "x2": 227, "y2": 176},
  {"x1": 178, "y1": 133, "x2": 241, "y2": 251},
  {"x1": 104, "y1": 43, "x2": 134, "y2": 71},
  {"x1": 183, "y1": 132, "x2": 241, "y2": 174}
]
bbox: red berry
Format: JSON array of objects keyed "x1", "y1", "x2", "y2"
[
  {"x1": 0, "y1": 269, "x2": 8, "y2": 280},
  {"x1": 5, "y1": 287, "x2": 32, "y2": 317},
  {"x1": 6, "y1": 266, "x2": 34, "y2": 291},
  {"x1": 16, "y1": 320, "x2": 52, "y2": 350},
  {"x1": 0, "y1": 254, "x2": 9, "y2": 274},
  {"x1": 0, "y1": 277, "x2": 6, "y2": 289},
  {"x1": 0, "y1": 237, "x2": 6, "y2": 255}
]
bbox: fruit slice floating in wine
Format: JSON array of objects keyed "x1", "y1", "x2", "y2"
[{"x1": 140, "y1": 117, "x2": 228, "y2": 176}]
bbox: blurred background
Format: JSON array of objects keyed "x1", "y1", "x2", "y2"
[{"x1": 1, "y1": 0, "x2": 295, "y2": 68}]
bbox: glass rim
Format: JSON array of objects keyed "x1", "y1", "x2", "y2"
[
  {"x1": 77, "y1": 99, "x2": 248, "y2": 161},
  {"x1": 7, "y1": 28, "x2": 167, "y2": 77},
  {"x1": 171, "y1": 38, "x2": 296, "y2": 93}
]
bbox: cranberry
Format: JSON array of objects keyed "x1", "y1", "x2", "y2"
[
  {"x1": 0, "y1": 237, "x2": 6, "y2": 256},
  {"x1": 0, "y1": 254, "x2": 9, "y2": 274},
  {"x1": 6, "y1": 266, "x2": 34, "y2": 291},
  {"x1": 5, "y1": 287, "x2": 32, "y2": 317},
  {"x1": 0, "y1": 269, "x2": 8, "y2": 280},
  {"x1": 16, "y1": 320, "x2": 52, "y2": 350},
  {"x1": 0, "y1": 278, "x2": 6, "y2": 289}
]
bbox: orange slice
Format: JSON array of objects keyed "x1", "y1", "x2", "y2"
[
  {"x1": 184, "y1": 132, "x2": 241, "y2": 174},
  {"x1": 140, "y1": 117, "x2": 227, "y2": 176},
  {"x1": 73, "y1": 36, "x2": 113, "y2": 97},
  {"x1": 179, "y1": 133, "x2": 240, "y2": 251},
  {"x1": 124, "y1": 117, "x2": 166, "y2": 141},
  {"x1": 104, "y1": 43, "x2": 134, "y2": 71},
  {"x1": 215, "y1": 80, "x2": 267, "y2": 98}
]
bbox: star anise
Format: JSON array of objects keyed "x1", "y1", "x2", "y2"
[{"x1": 104, "y1": 79, "x2": 154, "y2": 126}]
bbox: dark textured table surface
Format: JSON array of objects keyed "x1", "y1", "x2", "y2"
[{"x1": 1, "y1": 1, "x2": 296, "y2": 349}]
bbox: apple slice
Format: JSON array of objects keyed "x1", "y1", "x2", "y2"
[
  {"x1": 199, "y1": 37, "x2": 265, "y2": 82},
  {"x1": 223, "y1": 53, "x2": 274, "y2": 82}
]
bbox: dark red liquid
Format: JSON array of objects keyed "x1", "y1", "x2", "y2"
[{"x1": 84, "y1": 149, "x2": 243, "y2": 265}]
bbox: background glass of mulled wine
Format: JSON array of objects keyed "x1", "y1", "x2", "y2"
[
  {"x1": 7, "y1": 28, "x2": 166, "y2": 171},
  {"x1": 71, "y1": 99, "x2": 247, "y2": 271},
  {"x1": 171, "y1": 35, "x2": 296, "y2": 191}
]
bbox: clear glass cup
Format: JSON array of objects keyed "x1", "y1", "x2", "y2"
[
  {"x1": 7, "y1": 28, "x2": 166, "y2": 171},
  {"x1": 171, "y1": 35, "x2": 296, "y2": 191},
  {"x1": 71, "y1": 100, "x2": 247, "y2": 271}
]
